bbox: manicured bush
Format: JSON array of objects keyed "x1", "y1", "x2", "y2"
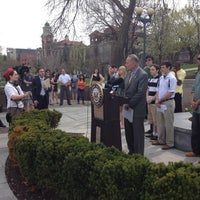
[
  {"x1": 59, "y1": 146, "x2": 128, "y2": 200},
  {"x1": 8, "y1": 109, "x2": 62, "y2": 163},
  {"x1": 10, "y1": 109, "x2": 200, "y2": 200},
  {"x1": 88, "y1": 154, "x2": 150, "y2": 200},
  {"x1": 141, "y1": 162, "x2": 200, "y2": 200},
  {"x1": 9, "y1": 109, "x2": 62, "y2": 132}
]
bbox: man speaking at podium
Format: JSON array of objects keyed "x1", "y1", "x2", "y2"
[{"x1": 124, "y1": 54, "x2": 148, "y2": 155}]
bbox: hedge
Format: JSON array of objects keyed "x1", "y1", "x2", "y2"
[{"x1": 8, "y1": 109, "x2": 200, "y2": 200}]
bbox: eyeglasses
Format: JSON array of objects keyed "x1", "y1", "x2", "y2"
[
  {"x1": 197, "y1": 58, "x2": 200, "y2": 60},
  {"x1": 146, "y1": 59, "x2": 152, "y2": 62}
]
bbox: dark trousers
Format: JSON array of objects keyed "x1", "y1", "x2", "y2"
[
  {"x1": 174, "y1": 93, "x2": 182, "y2": 113},
  {"x1": 191, "y1": 112, "x2": 200, "y2": 155},
  {"x1": 60, "y1": 85, "x2": 71, "y2": 105},
  {"x1": 36, "y1": 95, "x2": 49, "y2": 109},
  {"x1": 124, "y1": 117, "x2": 145, "y2": 155},
  {"x1": 77, "y1": 89, "x2": 84, "y2": 103}
]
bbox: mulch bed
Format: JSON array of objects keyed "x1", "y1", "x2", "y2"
[{"x1": 5, "y1": 158, "x2": 59, "y2": 200}]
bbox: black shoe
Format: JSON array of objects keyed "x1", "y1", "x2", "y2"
[
  {"x1": 145, "y1": 129, "x2": 153, "y2": 134},
  {"x1": 68, "y1": 103, "x2": 72, "y2": 105},
  {"x1": 145, "y1": 133, "x2": 153, "y2": 138},
  {"x1": 59, "y1": 104, "x2": 63, "y2": 106},
  {"x1": 150, "y1": 136, "x2": 158, "y2": 141}
]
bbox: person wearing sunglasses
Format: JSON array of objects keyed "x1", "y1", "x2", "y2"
[{"x1": 186, "y1": 55, "x2": 200, "y2": 161}]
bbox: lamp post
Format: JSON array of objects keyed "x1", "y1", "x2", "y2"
[{"x1": 135, "y1": 7, "x2": 154, "y2": 68}]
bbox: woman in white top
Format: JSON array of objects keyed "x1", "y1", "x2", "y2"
[{"x1": 4, "y1": 68, "x2": 30, "y2": 123}]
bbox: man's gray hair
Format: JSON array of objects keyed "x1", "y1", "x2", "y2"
[{"x1": 128, "y1": 54, "x2": 139, "y2": 63}]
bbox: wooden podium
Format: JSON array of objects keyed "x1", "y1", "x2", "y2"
[{"x1": 90, "y1": 84, "x2": 129, "y2": 150}]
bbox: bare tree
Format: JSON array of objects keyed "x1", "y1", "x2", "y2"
[{"x1": 46, "y1": 0, "x2": 139, "y2": 65}]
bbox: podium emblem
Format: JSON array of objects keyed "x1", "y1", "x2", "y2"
[{"x1": 90, "y1": 83, "x2": 103, "y2": 107}]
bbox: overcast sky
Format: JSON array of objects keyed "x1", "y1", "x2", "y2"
[{"x1": 0, "y1": 0, "x2": 189, "y2": 55}]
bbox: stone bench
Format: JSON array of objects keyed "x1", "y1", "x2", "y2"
[{"x1": 174, "y1": 112, "x2": 192, "y2": 152}]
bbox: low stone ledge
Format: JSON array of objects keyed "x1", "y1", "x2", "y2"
[
  {"x1": 174, "y1": 127, "x2": 192, "y2": 152},
  {"x1": 174, "y1": 112, "x2": 192, "y2": 152}
]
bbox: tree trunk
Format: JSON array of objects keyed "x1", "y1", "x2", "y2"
[{"x1": 112, "y1": 0, "x2": 136, "y2": 66}]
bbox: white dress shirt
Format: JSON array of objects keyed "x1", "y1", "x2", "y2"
[
  {"x1": 157, "y1": 72, "x2": 177, "y2": 101},
  {"x1": 58, "y1": 74, "x2": 71, "y2": 85}
]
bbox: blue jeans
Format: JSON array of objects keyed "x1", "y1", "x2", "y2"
[{"x1": 77, "y1": 89, "x2": 84, "y2": 103}]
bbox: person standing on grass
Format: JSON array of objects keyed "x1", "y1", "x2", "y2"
[
  {"x1": 186, "y1": 54, "x2": 200, "y2": 160},
  {"x1": 171, "y1": 63, "x2": 186, "y2": 113},
  {"x1": 77, "y1": 74, "x2": 86, "y2": 104}
]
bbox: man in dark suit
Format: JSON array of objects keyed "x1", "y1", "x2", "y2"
[
  {"x1": 106, "y1": 64, "x2": 117, "y2": 89},
  {"x1": 32, "y1": 68, "x2": 49, "y2": 109},
  {"x1": 124, "y1": 54, "x2": 148, "y2": 155}
]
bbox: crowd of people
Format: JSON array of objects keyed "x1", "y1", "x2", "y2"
[
  {"x1": 2, "y1": 67, "x2": 87, "y2": 124},
  {"x1": 104, "y1": 54, "x2": 200, "y2": 164},
  {"x1": 2, "y1": 54, "x2": 200, "y2": 163}
]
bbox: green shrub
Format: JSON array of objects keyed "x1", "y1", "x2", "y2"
[
  {"x1": 59, "y1": 146, "x2": 126, "y2": 200},
  {"x1": 88, "y1": 154, "x2": 150, "y2": 200},
  {"x1": 35, "y1": 130, "x2": 89, "y2": 190},
  {"x1": 8, "y1": 109, "x2": 62, "y2": 162},
  {"x1": 15, "y1": 131, "x2": 43, "y2": 182},
  {"x1": 12, "y1": 109, "x2": 200, "y2": 200},
  {"x1": 9, "y1": 109, "x2": 62, "y2": 132},
  {"x1": 141, "y1": 162, "x2": 200, "y2": 200}
]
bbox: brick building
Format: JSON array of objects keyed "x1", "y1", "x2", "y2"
[
  {"x1": 39, "y1": 22, "x2": 86, "y2": 72},
  {"x1": 7, "y1": 48, "x2": 37, "y2": 66}
]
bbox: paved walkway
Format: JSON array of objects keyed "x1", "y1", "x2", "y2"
[{"x1": 0, "y1": 101, "x2": 199, "y2": 199}]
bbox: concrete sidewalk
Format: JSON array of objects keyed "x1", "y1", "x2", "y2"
[
  {"x1": 0, "y1": 102, "x2": 199, "y2": 199},
  {"x1": 0, "y1": 128, "x2": 16, "y2": 200}
]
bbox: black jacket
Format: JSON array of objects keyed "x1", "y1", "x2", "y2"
[{"x1": 32, "y1": 76, "x2": 49, "y2": 102}]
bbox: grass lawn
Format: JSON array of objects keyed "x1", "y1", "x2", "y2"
[
  {"x1": 185, "y1": 70, "x2": 198, "y2": 78},
  {"x1": 181, "y1": 64, "x2": 198, "y2": 70},
  {"x1": 180, "y1": 64, "x2": 198, "y2": 78}
]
